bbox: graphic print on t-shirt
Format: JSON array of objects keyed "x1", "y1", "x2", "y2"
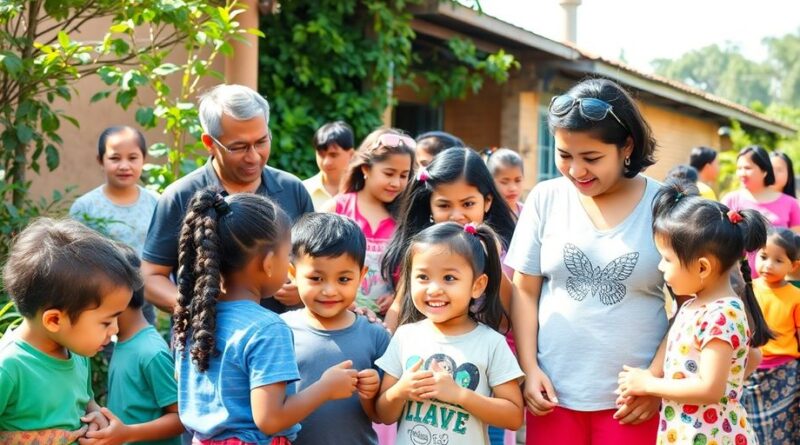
[
  {"x1": 563, "y1": 243, "x2": 639, "y2": 305},
  {"x1": 402, "y1": 353, "x2": 481, "y2": 444}
]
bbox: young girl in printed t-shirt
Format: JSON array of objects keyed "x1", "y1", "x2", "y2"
[
  {"x1": 618, "y1": 180, "x2": 774, "y2": 445},
  {"x1": 175, "y1": 188, "x2": 360, "y2": 445},
  {"x1": 322, "y1": 128, "x2": 415, "y2": 317},
  {"x1": 375, "y1": 222, "x2": 524, "y2": 445},
  {"x1": 742, "y1": 228, "x2": 800, "y2": 444}
]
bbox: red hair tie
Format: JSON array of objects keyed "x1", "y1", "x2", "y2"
[
  {"x1": 417, "y1": 167, "x2": 429, "y2": 183},
  {"x1": 464, "y1": 223, "x2": 478, "y2": 235},
  {"x1": 727, "y1": 210, "x2": 743, "y2": 224}
]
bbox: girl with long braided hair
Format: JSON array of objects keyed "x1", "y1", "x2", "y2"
[{"x1": 174, "y1": 188, "x2": 359, "y2": 445}]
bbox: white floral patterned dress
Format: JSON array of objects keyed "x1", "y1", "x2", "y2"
[{"x1": 658, "y1": 297, "x2": 757, "y2": 445}]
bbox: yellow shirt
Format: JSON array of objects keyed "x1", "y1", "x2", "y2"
[
  {"x1": 753, "y1": 278, "x2": 800, "y2": 358},
  {"x1": 302, "y1": 172, "x2": 334, "y2": 211},
  {"x1": 696, "y1": 181, "x2": 717, "y2": 200}
]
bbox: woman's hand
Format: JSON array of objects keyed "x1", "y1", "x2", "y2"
[{"x1": 523, "y1": 366, "x2": 558, "y2": 415}]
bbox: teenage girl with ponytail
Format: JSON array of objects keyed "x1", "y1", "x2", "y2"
[
  {"x1": 174, "y1": 188, "x2": 359, "y2": 444},
  {"x1": 618, "y1": 180, "x2": 773, "y2": 445}
]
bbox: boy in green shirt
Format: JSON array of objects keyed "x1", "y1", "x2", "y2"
[
  {"x1": 87, "y1": 247, "x2": 183, "y2": 445},
  {"x1": 0, "y1": 219, "x2": 141, "y2": 444}
]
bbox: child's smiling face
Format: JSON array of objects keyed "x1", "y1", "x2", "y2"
[
  {"x1": 409, "y1": 243, "x2": 487, "y2": 334},
  {"x1": 292, "y1": 252, "x2": 366, "y2": 325}
]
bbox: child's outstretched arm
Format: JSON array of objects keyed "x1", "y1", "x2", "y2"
[
  {"x1": 251, "y1": 360, "x2": 357, "y2": 435},
  {"x1": 78, "y1": 405, "x2": 183, "y2": 445},
  {"x1": 375, "y1": 359, "x2": 433, "y2": 424},
  {"x1": 618, "y1": 339, "x2": 734, "y2": 405}
]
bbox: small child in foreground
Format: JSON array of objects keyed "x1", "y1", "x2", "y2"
[{"x1": 281, "y1": 213, "x2": 391, "y2": 445}]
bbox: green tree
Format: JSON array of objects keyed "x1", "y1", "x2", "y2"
[
  {"x1": 259, "y1": 0, "x2": 518, "y2": 177},
  {"x1": 763, "y1": 29, "x2": 800, "y2": 107},
  {"x1": 652, "y1": 43, "x2": 772, "y2": 107}
]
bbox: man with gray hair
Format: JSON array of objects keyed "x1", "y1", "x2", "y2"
[{"x1": 141, "y1": 84, "x2": 312, "y2": 314}]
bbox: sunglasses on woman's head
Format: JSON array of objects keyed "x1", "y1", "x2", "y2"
[
  {"x1": 549, "y1": 95, "x2": 629, "y2": 133},
  {"x1": 374, "y1": 133, "x2": 416, "y2": 150}
]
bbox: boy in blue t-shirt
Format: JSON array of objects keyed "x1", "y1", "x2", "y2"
[
  {"x1": 92, "y1": 246, "x2": 183, "y2": 445},
  {"x1": 281, "y1": 213, "x2": 391, "y2": 445},
  {"x1": 0, "y1": 219, "x2": 141, "y2": 444}
]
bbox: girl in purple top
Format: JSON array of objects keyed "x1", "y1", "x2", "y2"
[
  {"x1": 323, "y1": 128, "x2": 415, "y2": 316},
  {"x1": 723, "y1": 146, "x2": 800, "y2": 276}
]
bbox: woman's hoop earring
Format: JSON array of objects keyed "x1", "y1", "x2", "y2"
[{"x1": 624, "y1": 157, "x2": 631, "y2": 166}]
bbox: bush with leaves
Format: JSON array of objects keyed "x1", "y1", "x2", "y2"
[{"x1": 258, "y1": 0, "x2": 518, "y2": 178}]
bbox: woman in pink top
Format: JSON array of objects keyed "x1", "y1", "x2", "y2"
[
  {"x1": 322, "y1": 128, "x2": 415, "y2": 316},
  {"x1": 723, "y1": 145, "x2": 800, "y2": 276}
]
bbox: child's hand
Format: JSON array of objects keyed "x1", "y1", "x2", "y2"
[
  {"x1": 80, "y1": 410, "x2": 109, "y2": 434},
  {"x1": 617, "y1": 365, "x2": 652, "y2": 398},
  {"x1": 391, "y1": 358, "x2": 433, "y2": 402},
  {"x1": 415, "y1": 371, "x2": 464, "y2": 405},
  {"x1": 320, "y1": 360, "x2": 358, "y2": 400},
  {"x1": 356, "y1": 368, "x2": 381, "y2": 400},
  {"x1": 78, "y1": 408, "x2": 130, "y2": 445}
]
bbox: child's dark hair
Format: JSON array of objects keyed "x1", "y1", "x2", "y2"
[
  {"x1": 549, "y1": 78, "x2": 656, "y2": 178},
  {"x1": 652, "y1": 179, "x2": 774, "y2": 347},
  {"x1": 382, "y1": 147, "x2": 517, "y2": 290},
  {"x1": 416, "y1": 131, "x2": 464, "y2": 157},
  {"x1": 770, "y1": 151, "x2": 795, "y2": 198},
  {"x1": 689, "y1": 146, "x2": 717, "y2": 172},
  {"x1": 665, "y1": 164, "x2": 699, "y2": 185},
  {"x1": 766, "y1": 227, "x2": 800, "y2": 262},
  {"x1": 98, "y1": 125, "x2": 147, "y2": 159},
  {"x1": 3, "y1": 218, "x2": 142, "y2": 321},
  {"x1": 738, "y1": 145, "x2": 775, "y2": 187},
  {"x1": 116, "y1": 243, "x2": 145, "y2": 309},
  {"x1": 291, "y1": 213, "x2": 366, "y2": 269},
  {"x1": 397, "y1": 222, "x2": 505, "y2": 331},
  {"x1": 486, "y1": 148, "x2": 524, "y2": 176},
  {"x1": 313, "y1": 121, "x2": 355, "y2": 151},
  {"x1": 174, "y1": 188, "x2": 290, "y2": 372},
  {"x1": 341, "y1": 127, "x2": 416, "y2": 216}
]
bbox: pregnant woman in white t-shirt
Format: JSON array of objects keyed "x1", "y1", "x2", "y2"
[{"x1": 505, "y1": 78, "x2": 668, "y2": 445}]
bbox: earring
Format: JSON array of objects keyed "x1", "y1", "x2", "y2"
[
  {"x1": 624, "y1": 157, "x2": 631, "y2": 166},
  {"x1": 429, "y1": 215, "x2": 434, "y2": 223}
]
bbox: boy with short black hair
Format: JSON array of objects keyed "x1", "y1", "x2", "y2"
[
  {"x1": 303, "y1": 121, "x2": 356, "y2": 210},
  {"x1": 88, "y1": 244, "x2": 184, "y2": 445},
  {"x1": 0, "y1": 218, "x2": 141, "y2": 443},
  {"x1": 281, "y1": 213, "x2": 390, "y2": 445}
]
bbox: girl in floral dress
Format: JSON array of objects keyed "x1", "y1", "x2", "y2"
[{"x1": 618, "y1": 180, "x2": 774, "y2": 445}]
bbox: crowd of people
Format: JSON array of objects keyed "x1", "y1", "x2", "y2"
[{"x1": 1, "y1": 78, "x2": 799, "y2": 445}]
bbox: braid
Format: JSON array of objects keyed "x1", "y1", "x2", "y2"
[
  {"x1": 173, "y1": 210, "x2": 197, "y2": 352},
  {"x1": 184, "y1": 192, "x2": 220, "y2": 372}
]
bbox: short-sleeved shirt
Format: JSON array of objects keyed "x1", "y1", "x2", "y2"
[
  {"x1": 753, "y1": 278, "x2": 800, "y2": 361},
  {"x1": 504, "y1": 176, "x2": 668, "y2": 411},
  {"x1": 70, "y1": 185, "x2": 159, "y2": 257},
  {"x1": 334, "y1": 193, "x2": 396, "y2": 312},
  {"x1": 659, "y1": 297, "x2": 756, "y2": 444},
  {"x1": 722, "y1": 190, "x2": 800, "y2": 229},
  {"x1": 107, "y1": 325, "x2": 180, "y2": 445},
  {"x1": 723, "y1": 190, "x2": 800, "y2": 277},
  {"x1": 0, "y1": 333, "x2": 93, "y2": 432},
  {"x1": 302, "y1": 172, "x2": 334, "y2": 211},
  {"x1": 177, "y1": 300, "x2": 300, "y2": 444},
  {"x1": 280, "y1": 310, "x2": 391, "y2": 445},
  {"x1": 142, "y1": 158, "x2": 313, "y2": 313},
  {"x1": 696, "y1": 182, "x2": 717, "y2": 201},
  {"x1": 375, "y1": 321, "x2": 523, "y2": 445}
]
